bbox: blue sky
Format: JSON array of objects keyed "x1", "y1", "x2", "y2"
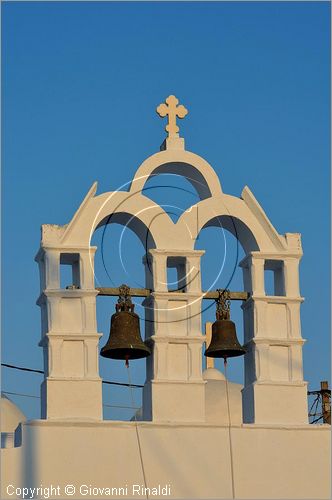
[{"x1": 2, "y1": 1, "x2": 330, "y2": 420}]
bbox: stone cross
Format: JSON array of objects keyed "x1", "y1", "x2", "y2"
[{"x1": 157, "y1": 95, "x2": 188, "y2": 138}]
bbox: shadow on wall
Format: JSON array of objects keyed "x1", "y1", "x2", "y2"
[{"x1": 23, "y1": 423, "x2": 37, "y2": 494}]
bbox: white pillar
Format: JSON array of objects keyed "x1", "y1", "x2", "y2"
[
  {"x1": 143, "y1": 249, "x2": 206, "y2": 422},
  {"x1": 240, "y1": 252, "x2": 308, "y2": 425},
  {"x1": 36, "y1": 246, "x2": 102, "y2": 420}
]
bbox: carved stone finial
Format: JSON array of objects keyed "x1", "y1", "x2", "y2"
[{"x1": 156, "y1": 95, "x2": 188, "y2": 138}]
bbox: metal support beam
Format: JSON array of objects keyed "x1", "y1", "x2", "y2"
[{"x1": 96, "y1": 287, "x2": 249, "y2": 301}]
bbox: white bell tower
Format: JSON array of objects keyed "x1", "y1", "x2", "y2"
[{"x1": 36, "y1": 94, "x2": 308, "y2": 425}]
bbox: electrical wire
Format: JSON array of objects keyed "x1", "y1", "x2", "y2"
[
  {"x1": 4, "y1": 364, "x2": 327, "y2": 422},
  {"x1": 102, "y1": 380, "x2": 143, "y2": 389},
  {"x1": 310, "y1": 415, "x2": 324, "y2": 424},
  {"x1": 2, "y1": 363, "x2": 143, "y2": 388},
  {"x1": 2, "y1": 390, "x2": 40, "y2": 399},
  {"x1": 312, "y1": 395, "x2": 320, "y2": 422},
  {"x1": 104, "y1": 403, "x2": 140, "y2": 410},
  {"x1": 2, "y1": 363, "x2": 43, "y2": 374},
  {"x1": 2, "y1": 390, "x2": 139, "y2": 410},
  {"x1": 308, "y1": 395, "x2": 321, "y2": 419}
]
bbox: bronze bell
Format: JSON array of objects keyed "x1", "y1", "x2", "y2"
[
  {"x1": 204, "y1": 290, "x2": 246, "y2": 359},
  {"x1": 100, "y1": 285, "x2": 151, "y2": 361}
]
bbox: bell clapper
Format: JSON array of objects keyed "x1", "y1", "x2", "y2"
[{"x1": 125, "y1": 355, "x2": 130, "y2": 368}]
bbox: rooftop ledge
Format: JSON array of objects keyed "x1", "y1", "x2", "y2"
[{"x1": 23, "y1": 420, "x2": 330, "y2": 431}]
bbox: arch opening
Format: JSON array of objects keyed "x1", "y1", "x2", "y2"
[
  {"x1": 202, "y1": 215, "x2": 260, "y2": 254},
  {"x1": 134, "y1": 161, "x2": 217, "y2": 201},
  {"x1": 95, "y1": 211, "x2": 156, "y2": 252},
  {"x1": 142, "y1": 173, "x2": 201, "y2": 223},
  {"x1": 92, "y1": 217, "x2": 152, "y2": 422},
  {"x1": 195, "y1": 217, "x2": 254, "y2": 387}
]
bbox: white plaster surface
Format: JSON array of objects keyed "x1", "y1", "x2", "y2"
[
  {"x1": 203, "y1": 369, "x2": 243, "y2": 425},
  {"x1": 1, "y1": 421, "x2": 330, "y2": 499}
]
